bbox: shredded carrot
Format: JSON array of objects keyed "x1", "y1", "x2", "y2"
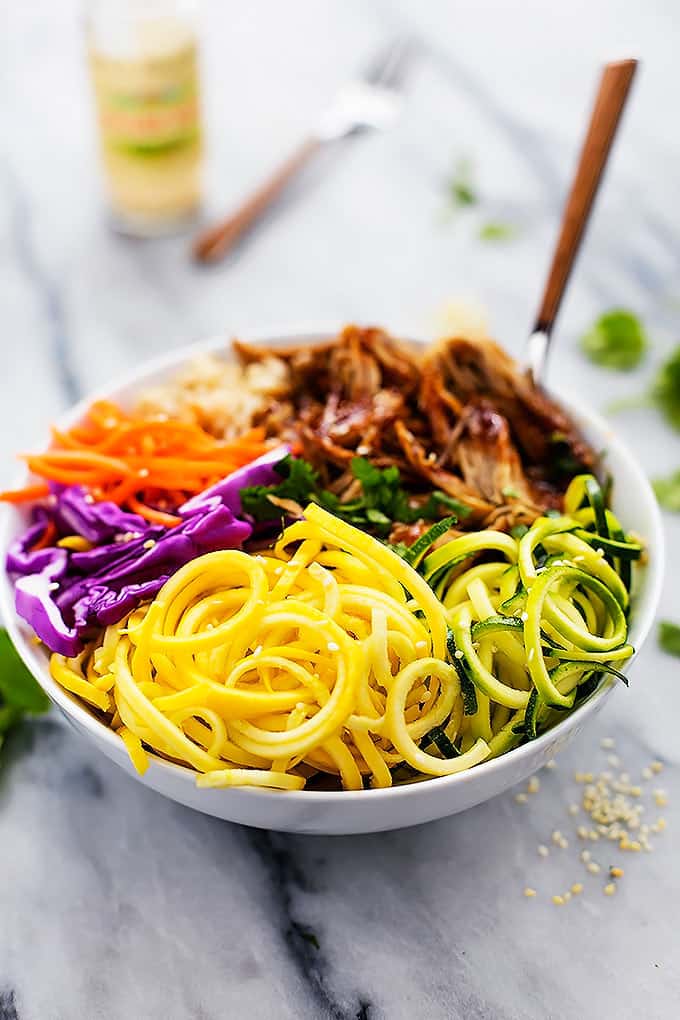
[
  {"x1": 0, "y1": 482, "x2": 50, "y2": 503},
  {"x1": 127, "y1": 496, "x2": 182, "y2": 528},
  {"x1": 1, "y1": 402, "x2": 269, "y2": 519},
  {"x1": 30, "y1": 519, "x2": 57, "y2": 552}
]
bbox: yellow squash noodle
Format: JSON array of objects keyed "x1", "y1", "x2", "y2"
[{"x1": 51, "y1": 506, "x2": 489, "y2": 790}]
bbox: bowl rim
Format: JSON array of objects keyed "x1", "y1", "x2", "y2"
[{"x1": 0, "y1": 326, "x2": 666, "y2": 804}]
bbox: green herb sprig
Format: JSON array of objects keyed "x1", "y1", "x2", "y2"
[
  {"x1": 580, "y1": 309, "x2": 648, "y2": 370},
  {"x1": 653, "y1": 470, "x2": 680, "y2": 512},
  {"x1": 240, "y1": 455, "x2": 470, "y2": 536},
  {"x1": 659, "y1": 621, "x2": 680, "y2": 657},
  {"x1": 0, "y1": 628, "x2": 49, "y2": 752}
]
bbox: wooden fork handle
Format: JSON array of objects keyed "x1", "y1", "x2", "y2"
[
  {"x1": 533, "y1": 59, "x2": 638, "y2": 337},
  {"x1": 192, "y1": 136, "x2": 322, "y2": 263}
]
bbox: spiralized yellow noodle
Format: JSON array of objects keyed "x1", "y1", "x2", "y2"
[
  {"x1": 51, "y1": 504, "x2": 489, "y2": 790},
  {"x1": 50, "y1": 487, "x2": 636, "y2": 792}
]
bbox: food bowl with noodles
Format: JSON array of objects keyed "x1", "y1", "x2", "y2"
[{"x1": 0, "y1": 328, "x2": 664, "y2": 834}]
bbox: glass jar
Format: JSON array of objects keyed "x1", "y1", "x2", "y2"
[{"x1": 85, "y1": 0, "x2": 203, "y2": 235}]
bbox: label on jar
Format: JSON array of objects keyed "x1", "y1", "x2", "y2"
[{"x1": 90, "y1": 37, "x2": 201, "y2": 158}]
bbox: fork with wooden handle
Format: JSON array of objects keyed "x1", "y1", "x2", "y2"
[
  {"x1": 527, "y1": 59, "x2": 638, "y2": 386},
  {"x1": 192, "y1": 36, "x2": 413, "y2": 264}
]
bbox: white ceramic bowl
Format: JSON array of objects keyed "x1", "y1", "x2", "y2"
[{"x1": 0, "y1": 330, "x2": 664, "y2": 834}]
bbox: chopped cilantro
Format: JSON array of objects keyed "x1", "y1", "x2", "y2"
[
  {"x1": 447, "y1": 158, "x2": 477, "y2": 208},
  {"x1": 580, "y1": 309, "x2": 648, "y2": 370},
  {"x1": 652, "y1": 346, "x2": 680, "y2": 430},
  {"x1": 479, "y1": 221, "x2": 518, "y2": 242},
  {"x1": 608, "y1": 345, "x2": 680, "y2": 430},
  {"x1": 240, "y1": 455, "x2": 470, "y2": 536},
  {"x1": 659, "y1": 621, "x2": 680, "y2": 657},
  {"x1": 653, "y1": 470, "x2": 680, "y2": 512}
]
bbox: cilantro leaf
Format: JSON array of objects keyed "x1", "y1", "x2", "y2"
[
  {"x1": 418, "y1": 491, "x2": 472, "y2": 520},
  {"x1": 240, "y1": 456, "x2": 318, "y2": 521},
  {"x1": 659, "y1": 621, "x2": 680, "y2": 657},
  {"x1": 479, "y1": 221, "x2": 518, "y2": 242},
  {"x1": 580, "y1": 309, "x2": 648, "y2": 371},
  {"x1": 240, "y1": 454, "x2": 469, "y2": 535},
  {"x1": 652, "y1": 346, "x2": 680, "y2": 430},
  {"x1": 447, "y1": 159, "x2": 477, "y2": 209},
  {"x1": 653, "y1": 470, "x2": 680, "y2": 512}
]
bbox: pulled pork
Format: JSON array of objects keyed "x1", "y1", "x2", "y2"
[{"x1": 232, "y1": 325, "x2": 596, "y2": 533}]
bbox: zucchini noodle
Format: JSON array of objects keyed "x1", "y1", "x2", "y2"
[{"x1": 49, "y1": 475, "x2": 639, "y2": 792}]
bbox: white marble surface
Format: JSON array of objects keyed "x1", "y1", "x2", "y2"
[{"x1": 1, "y1": 2, "x2": 679, "y2": 1018}]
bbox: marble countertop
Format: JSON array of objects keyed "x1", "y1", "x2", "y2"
[{"x1": 1, "y1": 2, "x2": 679, "y2": 1018}]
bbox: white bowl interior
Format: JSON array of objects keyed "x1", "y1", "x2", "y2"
[{"x1": 0, "y1": 331, "x2": 665, "y2": 834}]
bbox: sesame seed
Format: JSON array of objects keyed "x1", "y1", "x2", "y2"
[
  {"x1": 524, "y1": 887, "x2": 537, "y2": 898},
  {"x1": 552, "y1": 895, "x2": 565, "y2": 906},
  {"x1": 654, "y1": 790, "x2": 668, "y2": 808},
  {"x1": 642, "y1": 767, "x2": 652, "y2": 781},
  {"x1": 651, "y1": 761, "x2": 664, "y2": 774},
  {"x1": 569, "y1": 804, "x2": 580, "y2": 816},
  {"x1": 600, "y1": 737, "x2": 615, "y2": 750},
  {"x1": 587, "y1": 862, "x2": 601, "y2": 875},
  {"x1": 327, "y1": 642, "x2": 340, "y2": 653},
  {"x1": 580, "y1": 849, "x2": 591, "y2": 862},
  {"x1": 610, "y1": 866, "x2": 624, "y2": 879},
  {"x1": 454, "y1": 649, "x2": 464, "y2": 659},
  {"x1": 551, "y1": 829, "x2": 563, "y2": 844},
  {"x1": 563, "y1": 891, "x2": 572, "y2": 902},
  {"x1": 607, "y1": 754, "x2": 621, "y2": 768},
  {"x1": 515, "y1": 793, "x2": 528, "y2": 804},
  {"x1": 142, "y1": 539, "x2": 155, "y2": 550},
  {"x1": 520, "y1": 612, "x2": 529, "y2": 622},
  {"x1": 537, "y1": 845, "x2": 549, "y2": 858},
  {"x1": 656, "y1": 817, "x2": 667, "y2": 831},
  {"x1": 546, "y1": 759, "x2": 557, "y2": 770},
  {"x1": 83, "y1": 493, "x2": 94, "y2": 504},
  {"x1": 527, "y1": 776, "x2": 540, "y2": 794},
  {"x1": 571, "y1": 883, "x2": 583, "y2": 895},
  {"x1": 603, "y1": 883, "x2": 616, "y2": 896}
]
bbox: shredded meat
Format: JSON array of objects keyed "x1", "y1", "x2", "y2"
[{"x1": 232, "y1": 325, "x2": 596, "y2": 531}]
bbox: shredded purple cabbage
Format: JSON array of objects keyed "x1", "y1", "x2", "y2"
[{"x1": 6, "y1": 452, "x2": 288, "y2": 654}]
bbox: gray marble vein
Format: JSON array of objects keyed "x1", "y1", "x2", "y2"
[{"x1": 1, "y1": 2, "x2": 679, "y2": 1018}]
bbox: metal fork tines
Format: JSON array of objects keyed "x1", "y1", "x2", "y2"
[
  {"x1": 191, "y1": 34, "x2": 415, "y2": 262},
  {"x1": 316, "y1": 36, "x2": 415, "y2": 141}
]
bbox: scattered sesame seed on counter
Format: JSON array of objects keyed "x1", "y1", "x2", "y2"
[{"x1": 513, "y1": 738, "x2": 670, "y2": 905}]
